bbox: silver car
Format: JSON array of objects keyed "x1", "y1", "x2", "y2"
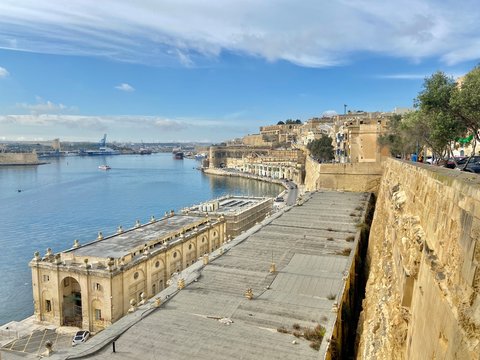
[{"x1": 72, "y1": 330, "x2": 90, "y2": 346}]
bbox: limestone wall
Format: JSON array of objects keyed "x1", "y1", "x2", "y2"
[
  {"x1": 357, "y1": 158, "x2": 480, "y2": 359},
  {"x1": 0, "y1": 152, "x2": 40, "y2": 165},
  {"x1": 304, "y1": 156, "x2": 382, "y2": 193}
]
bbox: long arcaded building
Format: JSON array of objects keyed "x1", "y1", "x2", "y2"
[{"x1": 29, "y1": 212, "x2": 226, "y2": 332}]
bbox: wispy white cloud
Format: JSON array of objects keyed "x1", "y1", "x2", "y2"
[
  {"x1": 0, "y1": 114, "x2": 255, "y2": 142},
  {"x1": 16, "y1": 97, "x2": 77, "y2": 115},
  {"x1": 115, "y1": 83, "x2": 135, "y2": 92},
  {"x1": 377, "y1": 71, "x2": 466, "y2": 80},
  {"x1": 0, "y1": 66, "x2": 9, "y2": 78},
  {"x1": 0, "y1": 114, "x2": 185, "y2": 131},
  {"x1": 0, "y1": 1, "x2": 479, "y2": 67},
  {"x1": 376, "y1": 74, "x2": 427, "y2": 80}
]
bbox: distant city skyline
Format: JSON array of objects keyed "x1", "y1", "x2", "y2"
[{"x1": 0, "y1": 0, "x2": 479, "y2": 142}]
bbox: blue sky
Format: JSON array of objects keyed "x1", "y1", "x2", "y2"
[{"x1": 0, "y1": 0, "x2": 479, "y2": 143}]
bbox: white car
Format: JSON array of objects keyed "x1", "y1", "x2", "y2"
[{"x1": 72, "y1": 330, "x2": 90, "y2": 346}]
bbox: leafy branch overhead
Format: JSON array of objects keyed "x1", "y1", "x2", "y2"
[{"x1": 382, "y1": 66, "x2": 480, "y2": 160}]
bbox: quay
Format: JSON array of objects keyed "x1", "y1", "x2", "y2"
[{"x1": 46, "y1": 190, "x2": 371, "y2": 359}]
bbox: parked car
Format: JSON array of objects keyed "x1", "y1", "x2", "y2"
[
  {"x1": 444, "y1": 156, "x2": 468, "y2": 169},
  {"x1": 72, "y1": 330, "x2": 90, "y2": 346},
  {"x1": 274, "y1": 197, "x2": 284, "y2": 202},
  {"x1": 461, "y1": 156, "x2": 480, "y2": 173}
]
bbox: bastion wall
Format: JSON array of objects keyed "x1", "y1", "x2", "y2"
[
  {"x1": 357, "y1": 158, "x2": 480, "y2": 359},
  {"x1": 304, "y1": 156, "x2": 382, "y2": 193},
  {"x1": 0, "y1": 152, "x2": 40, "y2": 165}
]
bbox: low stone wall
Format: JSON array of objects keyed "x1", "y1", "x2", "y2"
[
  {"x1": 357, "y1": 158, "x2": 480, "y2": 359},
  {"x1": 304, "y1": 156, "x2": 382, "y2": 193},
  {"x1": 0, "y1": 152, "x2": 41, "y2": 165}
]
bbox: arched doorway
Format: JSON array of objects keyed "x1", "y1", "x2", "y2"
[{"x1": 61, "y1": 277, "x2": 82, "y2": 328}]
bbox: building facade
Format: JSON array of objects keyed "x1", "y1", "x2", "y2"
[
  {"x1": 333, "y1": 112, "x2": 390, "y2": 163},
  {"x1": 30, "y1": 212, "x2": 226, "y2": 332},
  {"x1": 182, "y1": 196, "x2": 273, "y2": 237}
]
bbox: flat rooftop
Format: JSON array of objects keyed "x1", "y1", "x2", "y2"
[
  {"x1": 70, "y1": 191, "x2": 368, "y2": 359},
  {"x1": 185, "y1": 196, "x2": 270, "y2": 216},
  {"x1": 68, "y1": 215, "x2": 205, "y2": 259}
]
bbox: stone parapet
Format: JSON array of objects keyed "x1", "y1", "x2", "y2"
[{"x1": 304, "y1": 156, "x2": 382, "y2": 193}]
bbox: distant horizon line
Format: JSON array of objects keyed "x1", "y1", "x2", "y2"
[{"x1": 0, "y1": 140, "x2": 215, "y2": 145}]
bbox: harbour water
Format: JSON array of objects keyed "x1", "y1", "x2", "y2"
[{"x1": 0, "y1": 153, "x2": 281, "y2": 325}]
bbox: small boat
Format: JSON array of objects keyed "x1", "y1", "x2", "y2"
[
  {"x1": 138, "y1": 148, "x2": 152, "y2": 155},
  {"x1": 172, "y1": 148, "x2": 184, "y2": 160},
  {"x1": 98, "y1": 165, "x2": 111, "y2": 170},
  {"x1": 194, "y1": 153, "x2": 206, "y2": 160}
]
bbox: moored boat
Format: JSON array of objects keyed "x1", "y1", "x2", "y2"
[
  {"x1": 98, "y1": 165, "x2": 111, "y2": 170},
  {"x1": 79, "y1": 134, "x2": 120, "y2": 156},
  {"x1": 172, "y1": 148, "x2": 184, "y2": 160},
  {"x1": 173, "y1": 151, "x2": 184, "y2": 160}
]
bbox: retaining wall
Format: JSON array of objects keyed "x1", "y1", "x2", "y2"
[{"x1": 357, "y1": 158, "x2": 480, "y2": 359}]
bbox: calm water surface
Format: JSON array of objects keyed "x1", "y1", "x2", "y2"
[{"x1": 0, "y1": 153, "x2": 281, "y2": 325}]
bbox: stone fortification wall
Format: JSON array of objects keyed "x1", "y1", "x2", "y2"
[
  {"x1": 357, "y1": 158, "x2": 480, "y2": 359},
  {"x1": 304, "y1": 156, "x2": 382, "y2": 193},
  {"x1": 0, "y1": 152, "x2": 40, "y2": 165}
]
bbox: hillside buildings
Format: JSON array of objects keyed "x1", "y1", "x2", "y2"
[
  {"x1": 208, "y1": 146, "x2": 306, "y2": 183},
  {"x1": 207, "y1": 111, "x2": 393, "y2": 183}
]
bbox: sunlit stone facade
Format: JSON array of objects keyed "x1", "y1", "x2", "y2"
[{"x1": 29, "y1": 212, "x2": 226, "y2": 332}]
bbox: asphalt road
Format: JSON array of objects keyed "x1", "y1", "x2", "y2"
[{"x1": 286, "y1": 185, "x2": 298, "y2": 206}]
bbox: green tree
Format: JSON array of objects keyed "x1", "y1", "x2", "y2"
[
  {"x1": 277, "y1": 121, "x2": 285, "y2": 125},
  {"x1": 450, "y1": 66, "x2": 480, "y2": 155},
  {"x1": 307, "y1": 135, "x2": 334, "y2": 162},
  {"x1": 379, "y1": 114, "x2": 417, "y2": 158},
  {"x1": 414, "y1": 71, "x2": 466, "y2": 162}
]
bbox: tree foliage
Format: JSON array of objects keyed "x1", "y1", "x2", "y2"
[
  {"x1": 307, "y1": 135, "x2": 334, "y2": 162},
  {"x1": 383, "y1": 68, "x2": 480, "y2": 162},
  {"x1": 415, "y1": 71, "x2": 466, "y2": 159},
  {"x1": 450, "y1": 66, "x2": 480, "y2": 152},
  {"x1": 379, "y1": 114, "x2": 417, "y2": 158}
]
